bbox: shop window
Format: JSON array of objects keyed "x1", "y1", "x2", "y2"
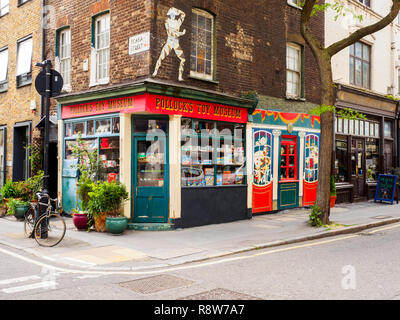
[
  {"x1": 280, "y1": 136, "x2": 297, "y2": 181},
  {"x1": 190, "y1": 9, "x2": 214, "y2": 81},
  {"x1": 366, "y1": 138, "x2": 379, "y2": 181},
  {"x1": 181, "y1": 118, "x2": 245, "y2": 187},
  {"x1": 16, "y1": 36, "x2": 32, "y2": 87},
  {"x1": 335, "y1": 138, "x2": 348, "y2": 182},
  {"x1": 384, "y1": 121, "x2": 392, "y2": 138},
  {"x1": 64, "y1": 115, "x2": 120, "y2": 182},
  {"x1": 304, "y1": 134, "x2": 319, "y2": 182},
  {"x1": 100, "y1": 137, "x2": 120, "y2": 182},
  {"x1": 0, "y1": 47, "x2": 8, "y2": 92},
  {"x1": 253, "y1": 130, "x2": 272, "y2": 186}
]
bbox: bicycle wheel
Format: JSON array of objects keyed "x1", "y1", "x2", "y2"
[
  {"x1": 34, "y1": 213, "x2": 66, "y2": 247},
  {"x1": 24, "y1": 206, "x2": 36, "y2": 238}
]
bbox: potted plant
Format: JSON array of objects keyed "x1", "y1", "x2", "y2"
[
  {"x1": 7, "y1": 198, "x2": 30, "y2": 220},
  {"x1": 0, "y1": 196, "x2": 7, "y2": 217},
  {"x1": 88, "y1": 181, "x2": 129, "y2": 233},
  {"x1": 70, "y1": 134, "x2": 105, "y2": 231},
  {"x1": 1, "y1": 180, "x2": 20, "y2": 205},
  {"x1": 330, "y1": 175, "x2": 337, "y2": 208},
  {"x1": 72, "y1": 178, "x2": 94, "y2": 231}
]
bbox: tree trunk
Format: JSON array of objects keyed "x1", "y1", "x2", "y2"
[{"x1": 315, "y1": 53, "x2": 335, "y2": 225}]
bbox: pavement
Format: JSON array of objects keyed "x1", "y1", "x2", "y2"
[{"x1": 0, "y1": 200, "x2": 399, "y2": 272}]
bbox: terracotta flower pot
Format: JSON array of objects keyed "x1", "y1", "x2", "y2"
[
  {"x1": 94, "y1": 212, "x2": 107, "y2": 232},
  {"x1": 73, "y1": 213, "x2": 89, "y2": 231},
  {"x1": 330, "y1": 195, "x2": 337, "y2": 208}
]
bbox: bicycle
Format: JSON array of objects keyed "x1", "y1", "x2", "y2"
[{"x1": 24, "y1": 192, "x2": 66, "y2": 247}]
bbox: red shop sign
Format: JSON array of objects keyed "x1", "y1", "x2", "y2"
[
  {"x1": 62, "y1": 93, "x2": 248, "y2": 123},
  {"x1": 145, "y1": 94, "x2": 248, "y2": 123}
]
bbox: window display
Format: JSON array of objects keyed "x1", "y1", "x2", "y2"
[
  {"x1": 335, "y1": 138, "x2": 348, "y2": 182},
  {"x1": 366, "y1": 138, "x2": 379, "y2": 181},
  {"x1": 64, "y1": 115, "x2": 120, "y2": 182},
  {"x1": 181, "y1": 118, "x2": 245, "y2": 187}
]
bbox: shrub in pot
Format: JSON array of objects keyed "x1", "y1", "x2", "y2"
[
  {"x1": 88, "y1": 181, "x2": 129, "y2": 233},
  {"x1": 72, "y1": 178, "x2": 94, "y2": 231},
  {"x1": 7, "y1": 198, "x2": 30, "y2": 220}
]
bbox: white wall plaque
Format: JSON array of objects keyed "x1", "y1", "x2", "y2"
[{"x1": 129, "y1": 32, "x2": 150, "y2": 55}]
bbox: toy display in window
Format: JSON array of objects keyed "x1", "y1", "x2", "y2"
[{"x1": 253, "y1": 131, "x2": 272, "y2": 186}]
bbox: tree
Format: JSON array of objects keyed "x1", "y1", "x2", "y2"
[{"x1": 301, "y1": 0, "x2": 400, "y2": 224}]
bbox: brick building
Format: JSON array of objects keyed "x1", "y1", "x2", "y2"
[
  {"x1": 47, "y1": 0, "x2": 324, "y2": 228},
  {"x1": 0, "y1": 0, "x2": 44, "y2": 186}
]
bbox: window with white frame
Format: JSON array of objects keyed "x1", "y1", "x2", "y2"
[
  {"x1": 349, "y1": 41, "x2": 370, "y2": 89},
  {"x1": 59, "y1": 28, "x2": 71, "y2": 88},
  {"x1": 16, "y1": 36, "x2": 32, "y2": 87},
  {"x1": 190, "y1": 9, "x2": 214, "y2": 81},
  {"x1": 0, "y1": 47, "x2": 8, "y2": 91},
  {"x1": 0, "y1": 0, "x2": 9, "y2": 16},
  {"x1": 94, "y1": 14, "x2": 110, "y2": 83},
  {"x1": 286, "y1": 43, "x2": 302, "y2": 98},
  {"x1": 287, "y1": 0, "x2": 301, "y2": 7}
]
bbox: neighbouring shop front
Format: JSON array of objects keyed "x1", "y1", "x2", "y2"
[
  {"x1": 249, "y1": 110, "x2": 321, "y2": 213},
  {"x1": 333, "y1": 84, "x2": 399, "y2": 203},
  {"x1": 58, "y1": 82, "x2": 254, "y2": 229}
]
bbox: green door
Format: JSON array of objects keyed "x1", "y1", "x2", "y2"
[{"x1": 133, "y1": 135, "x2": 169, "y2": 223}]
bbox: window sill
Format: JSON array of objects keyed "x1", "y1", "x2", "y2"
[
  {"x1": 17, "y1": 0, "x2": 32, "y2": 7},
  {"x1": 0, "y1": 12, "x2": 9, "y2": 18},
  {"x1": 89, "y1": 78, "x2": 109, "y2": 88},
  {"x1": 16, "y1": 81, "x2": 32, "y2": 88},
  {"x1": 287, "y1": 1, "x2": 302, "y2": 10},
  {"x1": 286, "y1": 95, "x2": 305, "y2": 102},
  {"x1": 189, "y1": 75, "x2": 219, "y2": 85}
]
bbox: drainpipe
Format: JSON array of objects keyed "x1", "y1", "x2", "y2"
[{"x1": 41, "y1": 0, "x2": 46, "y2": 118}]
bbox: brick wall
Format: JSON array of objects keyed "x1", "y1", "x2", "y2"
[
  {"x1": 0, "y1": 0, "x2": 43, "y2": 180},
  {"x1": 46, "y1": 0, "x2": 324, "y2": 109}
]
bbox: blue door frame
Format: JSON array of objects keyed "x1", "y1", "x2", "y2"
[{"x1": 132, "y1": 117, "x2": 169, "y2": 223}]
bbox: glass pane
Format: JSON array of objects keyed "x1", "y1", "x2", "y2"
[
  {"x1": 65, "y1": 123, "x2": 72, "y2": 137},
  {"x1": 134, "y1": 119, "x2": 168, "y2": 134},
  {"x1": 355, "y1": 42, "x2": 362, "y2": 58},
  {"x1": 384, "y1": 121, "x2": 392, "y2": 137},
  {"x1": 87, "y1": 120, "x2": 94, "y2": 136},
  {"x1": 112, "y1": 117, "x2": 120, "y2": 134},
  {"x1": 355, "y1": 59, "x2": 362, "y2": 86},
  {"x1": 360, "y1": 120, "x2": 364, "y2": 136},
  {"x1": 137, "y1": 139, "x2": 165, "y2": 187},
  {"x1": 375, "y1": 123, "x2": 379, "y2": 137},
  {"x1": 355, "y1": 120, "x2": 359, "y2": 135},
  {"x1": 95, "y1": 119, "x2": 111, "y2": 134},
  {"x1": 100, "y1": 137, "x2": 120, "y2": 182},
  {"x1": 73, "y1": 122, "x2": 85, "y2": 135},
  {"x1": 365, "y1": 121, "x2": 370, "y2": 136},
  {"x1": 363, "y1": 62, "x2": 370, "y2": 88}
]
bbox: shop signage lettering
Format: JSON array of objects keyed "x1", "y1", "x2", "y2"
[
  {"x1": 62, "y1": 97, "x2": 134, "y2": 119},
  {"x1": 153, "y1": 96, "x2": 245, "y2": 122},
  {"x1": 62, "y1": 93, "x2": 248, "y2": 123}
]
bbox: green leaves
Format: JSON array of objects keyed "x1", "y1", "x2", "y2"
[
  {"x1": 309, "y1": 104, "x2": 366, "y2": 120},
  {"x1": 303, "y1": 0, "x2": 363, "y2": 22}
]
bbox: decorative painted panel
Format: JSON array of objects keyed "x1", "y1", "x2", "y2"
[
  {"x1": 303, "y1": 133, "x2": 320, "y2": 206},
  {"x1": 252, "y1": 129, "x2": 273, "y2": 213}
]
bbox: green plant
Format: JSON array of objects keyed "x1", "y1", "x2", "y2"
[
  {"x1": 309, "y1": 205, "x2": 323, "y2": 227},
  {"x1": 77, "y1": 178, "x2": 94, "y2": 212},
  {"x1": 26, "y1": 171, "x2": 44, "y2": 201},
  {"x1": 330, "y1": 175, "x2": 336, "y2": 197},
  {"x1": 70, "y1": 134, "x2": 105, "y2": 182},
  {"x1": 1, "y1": 180, "x2": 21, "y2": 199},
  {"x1": 6, "y1": 198, "x2": 29, "y2": 216},
  {"x1": 88, "y1": 181, "x2": 129, "y2": 218}
]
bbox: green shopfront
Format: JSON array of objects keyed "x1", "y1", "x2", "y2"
[{"x1": 57, "y1": 81, "x2": 255, "y2": 229}]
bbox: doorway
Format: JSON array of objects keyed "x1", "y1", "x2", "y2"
[
  {"x1": 13, "y1": 123, "x2": 31, "y2": 181},
  {"x1": 351, "y1": 138, "x2": 365, "y2": 199},
  {"x1": 132, "y1": 118, "x2": 169, "y2": 224}
]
